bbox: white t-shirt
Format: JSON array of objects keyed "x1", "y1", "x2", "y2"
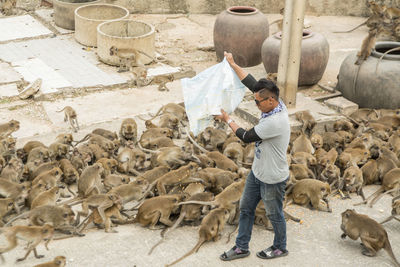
[{"x1": 252, "y1": 106, "x2": 290, "y2": 184}]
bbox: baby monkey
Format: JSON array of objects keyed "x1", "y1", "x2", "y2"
[{"x1": 56, "y1": 106, "x2": 79, "y2": 132}]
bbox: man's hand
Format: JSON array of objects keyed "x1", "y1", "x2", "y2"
[
  {"x1": 214, "y1": 109, "x2": 230, "y2": 123},
  {"x1": 224, "y1": 51, "x2": 235, "y2": 66}
]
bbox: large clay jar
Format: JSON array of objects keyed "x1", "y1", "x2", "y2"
[
  {"x1": 337, "y1": 41, "x2": 400, "y2": 109},
  {"x1": 261, "y1": 30, "x2": 329, "y2": 86},
  {"x1": 213, "y1": 6, "x2": 269, "y2": 68}
]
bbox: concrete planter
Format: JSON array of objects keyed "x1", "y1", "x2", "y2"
[
  {"x1": 261, "y1": 30, "x2": 329, "y2": 86},
  {"x1": 97, "y1": 19, "x2": 155, "y2": 66},
  {"x1": 75, "y1": 4, "x2": 129, "y2": 47},
  {"x1": 337, "y1": 41, "x2": 400, "y2": 109},
  {"x1": 54, "y1": 0, "x2": 101, "y2": 30}
]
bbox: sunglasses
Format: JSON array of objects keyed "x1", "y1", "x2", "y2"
[{"x1": 255, "y1": 97, "x2": 270, "y2": 105}]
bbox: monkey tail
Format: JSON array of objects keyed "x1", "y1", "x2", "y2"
[
  {"x1": 185, "y1": 128, "x2": 208, "y2": 154},
  {"x1": 137, "y1": 114, "x2": 150, "y2": 121},
  {"x1": 57, "y1": 196, "x2": 82, "y2": 206},
  {"x1": 369, "y1": 188, "x2": 398, "y2": 208},
  {"x1": 4, "y1": 210, "x2": 31, "y2": 226},
  {"x1": 72, "y1": 134, "x2": 91, "y2": 147},
  {"x1": 384, "y1": 238, "x2": 400, "y2": 267},
  {"x1": 165, "y1": 237, "x2": 206, "y2": 267},
  {"x1": 177, "y1": 200, "x2": 214, "y2": 206},
  {"x1": 137, "y1": 142, "x2": 158, "y2": 154},
  {"x1": 333, "y1": 21, "x2": 366, "y2": 33},
  {"x1": 148, "y1": 106, "x2": 164, "y2": 120},
  {"x1": 375, "y1": 47, "x2": 400, "y2": 74},
  {"x1": 148, "y1": 211, "x2": 187, "y2": 255},
  {"x1": 56, "y1": 107, "x2": 66, "y2": 113}
]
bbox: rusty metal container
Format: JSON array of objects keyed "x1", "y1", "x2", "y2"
[
  {"x1": 337, "y1": 41, "x2": 400, "y2": 109},
  {"x1": 261, "y1": 30, "x2": 329, "y2": 86},
  {"x1": 213, "y1": 6, "x2": 269, "y2": 68}
]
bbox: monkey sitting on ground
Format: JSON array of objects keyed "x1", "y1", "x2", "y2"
[
  {"x1": 0, "y1": 224, "x2": 54, "y2": 262},
  {"x1": 380, "y1": 195, "x2": 400, "y2": 224},
  {"x1": 294, "y1": 110, "x2": 316, "y2": 136},
  {"x1": 119, "y1": 118, "x2": 138, "y2": 145},
  {"x1": 109, "y1": 46, "x2": 153, "y2": 72},
  {"x1": 150, "y1": 74, "x2": 174, "y2": 91},
  {"x1": 285, "y1": 179, "x2": 332, "y2": 212},
  {"x1": 33, "y1": 255, "x2": 66, "y2": 267},
  {"x1": 55, "y1": 133, "x2": 73, "y2": 145},
  {"x1": 0, "y1": 119, "x2": 20, "y2": 139},
  {"x1": 56, "y1": 106, "x2": 79, "y2": 132},
  {"x1": 0, "y1": 198, "x2": 14, "y2": 226},
  {"x1": 165, "y1": 207, "x2": 230, "y2": 266},
  {"x1": 291, "y1": 133, "x2": 314, "y2": 154},
  {"x1": 92, "y1": 128, "x2": 118, "y2": 141},
  {"x1": 340, "y1": 165, "x2": 365, "y2": 200},
  {"x1": 340, "y1": 209, "x2": 400, "y2": 267},
  {"x1": 0, "y1": 178, "x2": 29, "y2": 214}
]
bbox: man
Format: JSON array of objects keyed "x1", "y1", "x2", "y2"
[{"x1": 218, "y1": 52, "x2": 290, "y2": 261}]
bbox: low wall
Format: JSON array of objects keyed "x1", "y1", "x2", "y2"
[{"x1": 107, "y1": 0, "x2": 400, "y2": 17}]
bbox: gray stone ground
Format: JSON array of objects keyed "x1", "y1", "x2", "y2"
[{"x1": 0, "y1": 10, "x2": 399, "y2": 267}]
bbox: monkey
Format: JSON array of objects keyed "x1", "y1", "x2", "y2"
[
  {"x1": 285, "y1": 179, "x2": 331, "y2": 212},
  {"x1": 0, "y1": 224, "x2": 54, "y2": 262},
  {"x1": 140, "y1": 165, "x2": 170, "y2": 184},
  {"x1": 322, "y1": 131, "x2": 343, "y2": 152},
  {"x1": 59, "y1": 158, "x2": 79, "y2": 186},
  {"x1": 337, "y1": 130, "x2": 354, "y2": 144},
  {"x1": 77, "y1": 163, "x2": 104, "y2": 198},
  {"x1": 139, "y1": 127, "x2": 173, "y2": 149},
  {"x1": 119, "y1": 118, "x2": 138, "y2": 145},
  {"x1": 291, "y1": 133, "x2": 314, "y2": 154},
  {"x1": 117, "y1": 146, "x2": 146, "y2": 175},
  {"x1": 88, "y1": 143, "x2": 109, "y2": 161},
  {"x1": 148, "y1": 192, "x2": 215, "y2": 255},
  {"x1": 147, "y1": 103, "x2": 187, "y2": 122},
  {"x1": 290, "y1": 163, "x2": 316, "y2": 180},
  {"x1": 320, "y1": 163, "x2": 341, "y2": 189},
  {"x1": 0, "y1": 136, "x2": 16, "y2": 156},
  {"x1": 294, "y1": 110, "x2": 316, "y2": 136},
  {"x1": 223, "y1": 142, "x2": 244, "y2": 167},
  {"x1": 361, "y1": 159, "x2": 379, "y2": 185},
  {"x1": 72, "y1": 193, "x2": 122, "y2": 227},
  {"x1": 31, "y1": 186, "x2": 61, "y2": 209},
  {"x1": 149, "y1": 162, "x2": 201, "y2": 195},
  {"x1": 48, "y1": 142, "x2": 69, "y2": 161},
  {"x1": 380, "y1": 195, "x2": 400, "y2": 224},
  {"x1": 0, "y1": 157, "x2": 23, "y2": 183},
  {"x1": 103, "y1": 174, "x2": 129, "y2": 191},
  {"x1": 199, "y1": 127, "x2": 228, "y2": 152},
  {"x1": 334, "y1": 119, "x2": 355, "y2": 133},
  {"x1": 109, "y1": 46, "x2": 154, "y2": 72},
  {"x1": 372, "y1": 115, "x2": 400, "y2": 130},
  {"x1": 205, "y1": 151, "x2": 239, "y2": 172},
  {"x1": 75, "y1": 134, "x2": 116, "y2": 154},
  {"x1": 310, "y1": 132, "x2": 323, "y2": 150},
  {"x1": 376, "y1": 153, "x2": 398, "y2": 181},
  {"x1": 134, "y1": 194, "x2": 186, "y2": 229},
  {"x1": 148, "y1": 136, "x2": 176, "y2": 150},
  {"x1": 197, "y1": 154, "x2": 216, "y2": 168},
  {"x1": 338, "y1": 148, "x2": 370, "y2": 170},
  {"x1": 92, "y1": 128, "x2": 118, "y2": 141},
  {"x1": 109, "y1": 178, "x2": 149, "y2": 206},
  {"x1": 341, "y1": 164, "x2": 365, "y2": 200},
  {"x1": 78, "y1": 201, "x2": 129, "y2": 233},
  {"x1": 0, "y1": 178, "x2": 28, "y2": 214},
  {"x1": 221, "y1": 133, "x2": 241, "y2": 151},
  {"x1": 6, "y1": 204, "x2": 75, "y2": 226},
  {"x1": 147, "y1": 146, "x2": 198, "y2": 170},
  {"x1": 292, "y1": 152, "x2": 317, "y2": 169},
  {"x1": 0, "y1": 198, "x2": 14, "y2": 226},
  {"x1": 156, "y1": 113, "x2": 181, "y2": 138},
  {"x1": 0, "y1": 119, "x2": 20, "y2": 139},
  {"x1": 144, "y1": 119, "x2": 158, "y2": 129},
  {"x1": 334, "y1": 14, "x2": 382, "y2": 33},
  {"x1": 318, "y1": 148, "x2": 338, "y2": 169},
  {"x1": 0, "y1": 155, "x2": 5, "y2": 174},
  {"x1": 30, "y1": 161, "x2": 60, "y2": 181},
  {"x1": 165, "y1": 207, "x2": 231, "y2": 266},
  {"x1": 361, "y1": 168, "x2": 400, "y2": 207},
  {"x1": 380, "y1": 147, "x2": 400, "y2": 167},
  {"x1": 384, "y1": 6, "x2": 400, "y2": 20},
  {"x1": 340, "y1": 209, "x2": 400, "y2": 267},
  {"x1": 131, "y1": 66, "x2": 149, "y2": 87},
  {"x1": 55, "y1": 133, "x2": 73, "y2": 145},
  {"x1": 56, "y1": 106, "x2": 79, "y2": 132},
  {"x1": 150, "y1": 74, "x2": 174, "y2": 91},
  {"x1": 183, "y1": 182, "x2": 206, "y2": 197},
  {"x1": 178, "y1": 178, "x2": 246, "y2": 223},
  {"x1": 27, "y1": 146, "x2": 51, "y2": 164},
  {"x1": 96, "y1": 158, "x2": 118, "y2": 177},
  {"x1": 355, "y1": 27, "x2": 379, "y2": 66},
  {"x1": 32, "y1": 167, "x2": 63, "y2": 188},
  {"x1": 33, "y1": 255, "x2": 67, "y2": 267}
]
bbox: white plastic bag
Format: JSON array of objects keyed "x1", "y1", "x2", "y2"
[{"x1": 181, "y1": 58, "x2": 246, "y2": 136}]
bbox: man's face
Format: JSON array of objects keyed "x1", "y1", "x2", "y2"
[{"x1": 254, "y1": 92, "x2": 276, "y2": 113}]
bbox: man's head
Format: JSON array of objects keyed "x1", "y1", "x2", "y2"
[{"x1": 253, "y1": 78, "x2": 280, "y2": 113}]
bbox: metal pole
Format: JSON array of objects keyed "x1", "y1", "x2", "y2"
[{"x1": 277, "y1": 0, "x2": 307, "y2": 108}]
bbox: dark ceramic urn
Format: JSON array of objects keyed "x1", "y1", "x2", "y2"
[
  {"x1": 337, "y1": 42, "x2": 400, "y2": 109},
  {"x1": 213, "y1": 6, "x2": 269, "y2": 67},
  {"x1": 261, "y1": 30, "x2": 329, "y2": 86}
]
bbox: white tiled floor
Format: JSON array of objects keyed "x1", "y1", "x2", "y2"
[
  {"x1": 0, "y1": 15, "x2": 52, "y2": 42},
  {"x1": 0, "y1": 36, "x2": 127, "y2": 90},
  {"x1": 0, "y1": 84, "x2": 19, "y2": 97}
]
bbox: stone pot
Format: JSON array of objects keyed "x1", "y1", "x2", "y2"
[
  {"x1": 261, "y1": 30, "x2": 329, "y2": 86},
  {"x1": 337, "y1": 41, "x2": 400, "y2": 109},
  {"x1": 54, "y1": 0, "x2": 101, "y2": 30},
  {"x1": 75, "y1": 4, "x2": 129, "y2": 47},
  {"x1": 213, "y1": 6, "x2": 269, "y2": 68}
]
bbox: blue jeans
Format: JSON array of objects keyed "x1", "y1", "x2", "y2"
[{"x1": 235, "y1": 170, "x2": 287, "y2": 251}]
